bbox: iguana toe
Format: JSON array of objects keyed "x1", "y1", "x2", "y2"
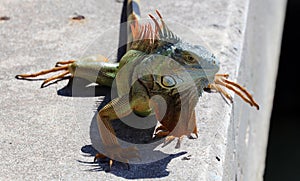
[{"x1": 94, "y1": 146, "x2": 140, "y2": 171}]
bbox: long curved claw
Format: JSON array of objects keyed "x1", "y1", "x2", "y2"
[
  {"x1": 208, "y1": 74, "x2": 259, "y2": 110},
  {"x1": 16, "y1": 61, "x2": 74, "y2": 88},
  {"x1": 188, "y1": 125, "x2": 198, "y2": 139},
  {"x1": 153, "y1": 125, "x2": 170, "y2": 139},
  {"x1": 16, "y1": 65, "x2": 69, "y2": 78},
  {"x1": 40, "y1": 70, "x2": 70, "y2": 88},
  {"x1": 207, "y1": 83, "x2": 233, "y2": 103},
  {"x1": 55, "y1": 60, "x2": 75, "y2": 67},
  {"x1": 154, "y1": 131, "x2": 170, "y2": 138}
]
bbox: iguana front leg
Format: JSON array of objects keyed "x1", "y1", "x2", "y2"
[
  {"x1": 154, "y1": 110, "x2": 198, "y2": 139},
  {"x1": 150, "y1": 89, "x2": 199, "y2": 148},
  {"x1": 95, "y1": 85, "x2": 152, "y2": 168},
  {"x1": 95, "y1": 94, "x2": 142, "y2": 169},
  {"x1": 208, "y1": 74, "x2": 259, "y2": 110}
]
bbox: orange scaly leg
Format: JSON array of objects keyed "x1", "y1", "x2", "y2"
[{"x1": 16, "y1": 63, "x2": 72, "y2": 88}]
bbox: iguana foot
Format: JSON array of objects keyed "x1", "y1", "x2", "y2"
[
  {"x1": 208, "y1": 74, "x2": 259, "y2": 110},
  {"x1": 154, "y1": 125, "x2": 198, "y2": 147},
  {"x1": 94, "y1": 146, "x2": 140, "y2": 171},
  {"x1": 15, "y1": 60, "x2": 75, "y2": 88}
]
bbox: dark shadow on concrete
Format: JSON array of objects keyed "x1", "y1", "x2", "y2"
[
  {"x1": 76, "y1": 89, "x2": 188, "y2": 178},
  {"x1": 79, "y1": 144, "x2": 187, "y2": 178},
  {"x1": 57, "y1": 77, "x2": 111, "y2": 97},
  {"x1": 15, "y1": 75, "x2": 48, "y2": 82}
]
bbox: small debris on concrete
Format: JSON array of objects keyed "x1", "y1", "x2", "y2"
[
  {"x1": 71, "y1": 13, "x2": 85, "y2": 20},
  {"x1": 0, "y1": 16, "x2": 10, "y2": 21}
]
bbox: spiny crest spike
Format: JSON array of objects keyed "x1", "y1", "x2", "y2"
[
  {"x1": 148, "y1": 13, "x2": 163, "y2": 37},
  {"x1": 155, "y1": 10, "x2": 163, "y2": 19},
  {"x1": 156, "y1": 10, "x2": 169, "y2": 37}
]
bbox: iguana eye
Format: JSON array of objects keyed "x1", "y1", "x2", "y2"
[
  {"x1": 187, "y1": 55, "x2": 194, "y2": 61},
  {"x1": 174, "y1": 48, "x2": 180, "y2": 54},
  {"x1": 185, "y1": 54, "x2": 196, "y2": 63},
  {"x1": 161, "y1": 75, "x2": 176, "y2": 87}
]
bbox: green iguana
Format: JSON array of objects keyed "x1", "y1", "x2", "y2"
[{"x1": 16, "y1": 0, "x2": 259, "y2": 170}]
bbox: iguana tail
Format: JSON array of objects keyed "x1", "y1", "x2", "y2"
[{"x1": 126, "y1": 0, "x2": 141, "y2": 51}]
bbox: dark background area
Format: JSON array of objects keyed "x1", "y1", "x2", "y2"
[{"x1": 264, "y1": 0, "x2": 300, "y2": 180}]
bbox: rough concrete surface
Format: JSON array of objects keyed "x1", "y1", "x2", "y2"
[{"x1": 0, "y1": 0, "x2": 285, "y2": 180}]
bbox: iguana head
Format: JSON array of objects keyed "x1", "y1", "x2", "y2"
[
  {"x1": 171, "y1": 42, "x2": 220, "y2": 84},
  {"x1": 130, "y1": 10, "x2": 220, "y2": 94}
]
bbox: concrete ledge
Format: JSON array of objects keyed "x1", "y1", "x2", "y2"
[
  {"x1": 0, "y1": 0, "x2": 285, "y2": 180},
  {"x1": 224, "y1": 0, "x2": 286, "y2": 180}
]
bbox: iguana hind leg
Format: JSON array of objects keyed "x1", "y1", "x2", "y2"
[
  {"x1": 16, "y1": 64, "x2": 72, "y2": 88},
  {"x1": 16, "y1": 55, "x2": 115, "y2": 87}
]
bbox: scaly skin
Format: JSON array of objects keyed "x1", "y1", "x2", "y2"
[{"x1": 16, "y1": 9, "x2": 259, "y2": 170}]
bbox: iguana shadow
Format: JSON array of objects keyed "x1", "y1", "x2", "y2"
[
  {"x1": 79, "y1": 144, "x2": 187, "y2": 179},
  {"x1": 58, "y1": 78, "x2": 187, "y2": 178},
  {"x1": 75, "y1": 87, "x2": 188, "y2": 178},
  {"x1": 57, "y1": 77, "x2": 111, "y2": 97}
]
